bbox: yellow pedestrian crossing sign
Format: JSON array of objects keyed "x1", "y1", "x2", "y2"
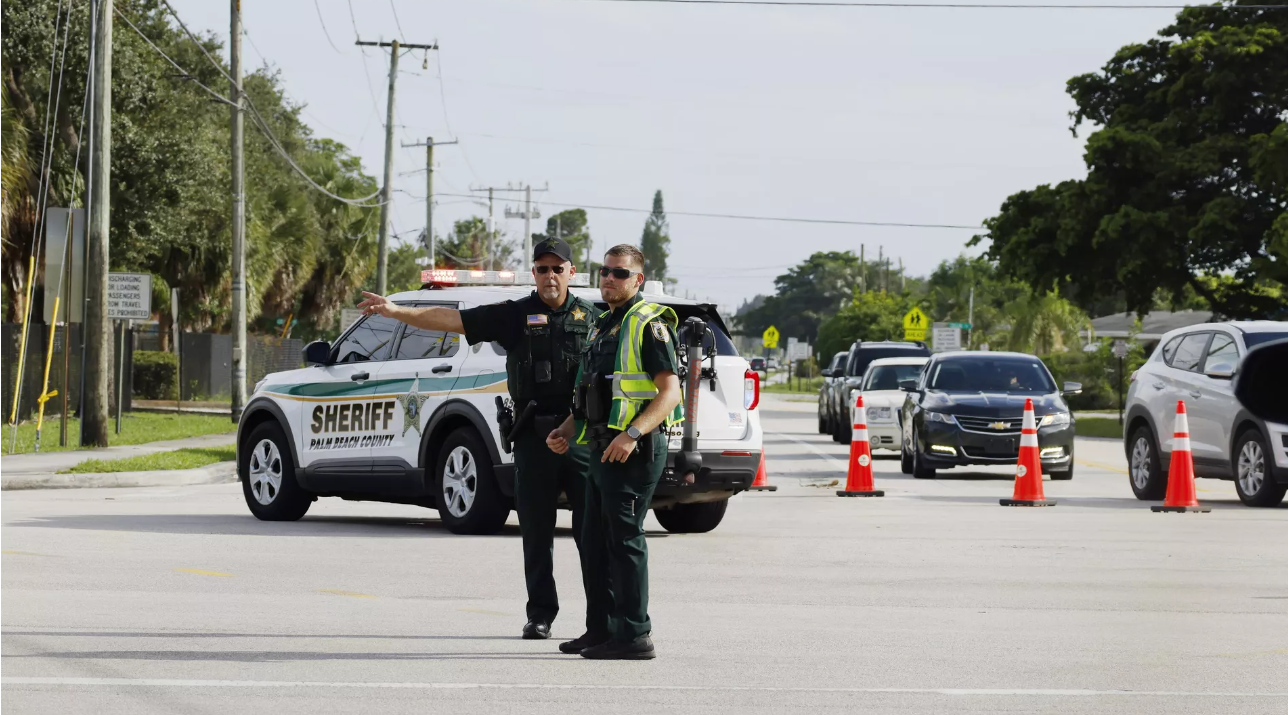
[
  {"x1": 903, "y1": 307, "x2": 928, "y2": 341},
  {"x1": 762, "y1": 325, "x2": 780, "y2": 349}
]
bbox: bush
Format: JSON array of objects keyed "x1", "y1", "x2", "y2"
[
  {"x1": 1040, "y1": 340, "x2": 1148, "y2": 412},
  {"x1": 133, "y1": 351, "x2": 178, "y2": 400}
]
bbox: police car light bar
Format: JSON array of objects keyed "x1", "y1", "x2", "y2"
[{"x1": 420, "y1": 269, "x2": 591, "y2": 288}]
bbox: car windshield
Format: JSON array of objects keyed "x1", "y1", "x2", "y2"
[
  {"x1": 927, "y1": 357, "x2": 1055, "y2": 393},
  {"x1": 863, "y1": 364, "x2": 924, "y2": 390},
  {"x1": 846, "y1": 347, "x2": 930, "y2": 376},
  {"x1": 1243, "y1": 331, "x2": 1288, "y2": 349}
]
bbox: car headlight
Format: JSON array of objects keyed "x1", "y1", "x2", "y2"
[
  {"x1": 925, "y1": 411, "x2": 955, "y2": 424},
  {"x1": 1039, "y1": 412, "x2": 1070, "y2": 427},
  {"x1": 868, "y1": 406, "x2": 893, "y2": 421}
]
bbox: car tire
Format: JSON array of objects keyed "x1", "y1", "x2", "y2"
[
  {"x1": 818, "y1": 410, "x2": 828, "y2": 434},
  {"x1": 899, "y1": 439, "x2": 913, "y2": 475},
  {"x1": 911, "y1": 427, "x2": 936, "y2": 479},
  {"x1": 240, "y1": 422, "x2": 312, "y2": 522},
  {"x1": 1128, "y1": 425, "x2": 1166, "y2": 501},
  {"x1": 434, "y1": 427, "x2": 510, "y2": 535},
  {"x1": 653, "y1": 499, "x2": 728, "y2": 534},
  {"x1": 1233, "y1": 429, "x2": 1287, "y2": 507}
]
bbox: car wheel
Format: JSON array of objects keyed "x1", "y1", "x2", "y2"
[
  {"x1": 435, "y1": 427, "x2": 510, "y2": 535},
  {"x1": 899, "y1": 439, "x2": 913, "y2": 475},
  {"x1": 1128, "y1": 425, "x2": 1165, "y2": 500},
  {"x1": 1233, "y1": 429, "x2": 1287, "y2": 507},
  {"x1": 653, "y1": 499, "x2": 728, "y2": 533},
  {"x1": 911, "y1": 427, "x2": 936, "y2": 479},
  {"x1": 240, "y1": 422, "x2": 312, "y2": 521},
  {"x1": 818, "y1": 409, "x2": 828, "y2": 434}
]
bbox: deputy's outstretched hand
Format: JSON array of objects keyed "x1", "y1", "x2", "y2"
[
  {"x1": 601, "y1": 432, "x2": 638, "y2": 463},
  {"x1": 357, "y1": 292, "x2": 396, "y2": 318}
]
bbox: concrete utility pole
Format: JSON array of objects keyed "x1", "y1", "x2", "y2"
[
  {"x1": 401, "y1": 136, "x2": 456, "y2": 268},
  {"x1": 475, "y1": 183, "x2": 547, "y2": 270},
  {"x1": 859, "y1": 244, "x2": 865, "y2": 294},
  {"x1": 229, "y1": 0, "x2": 247, "y2": 423},
  {"x1": 356, "y1": 38, "x2": 438, "y2": 293},
  {"x1": 523, "y1": 185, "x2": 532, "y2": 269},
  {"x1": 82, "y1": 0, "x2": 113, "y2": 447}
]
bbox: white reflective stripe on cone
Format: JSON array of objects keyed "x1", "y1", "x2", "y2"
[
  {"x1": 1173, "y1": 413, "x2": 1189, "y2": 434},
  {"x1": 1020, "y1": 432, "x2": 1039, "y2": 448},
  {"x1": 852, "y1": 428, "x2": 869, "y2": 442},
  {"x1": 1022, "y1": 409, "x2": 1036, "y2": 430},
  {"x1": 1172, "y1": 437, "x2": 1191, "y2": 452}
]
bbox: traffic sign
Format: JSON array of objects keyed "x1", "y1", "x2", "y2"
[
  {"x1": 903, "y1": 307, "x2": 928, "y2": 341},
  {"x1": 762, "y1": 325, "x2": 780, "y2": 349},
  {"x1": 107, "y1": 272, "x2": 152, "y2": 320},
  {"x1": 933, "y1": 326, "x2": 962, "y2": 352},
  {"x1": 947, "y1": 322, "x2": 972, "y2": 329},
  {"x1": 1112, "y1": 339, "x2": 1129, "y2": 359}
]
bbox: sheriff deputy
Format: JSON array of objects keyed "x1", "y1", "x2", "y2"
[{"x1": 356, "y1": 237, "x2": 599, "y2": 643}]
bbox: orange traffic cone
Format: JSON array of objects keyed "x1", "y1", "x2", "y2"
[
  {"x1": 1001, "y1": 398, "x2": 1056, "y2": 507},
  {"x1": 838, "y1": 394, "x2": 884, "y2": 497},
  {"x1": 749, "y1": 448, "x2": 777, "y2": 492},
  {"x1": 1152, "y1": 400, "x2": 1210, "y2": 513}
]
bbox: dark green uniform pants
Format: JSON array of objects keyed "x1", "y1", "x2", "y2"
[
  {"x1": 583, "y1": 434, "x2": 669, "y2": 643},
  {"x1": 512, "y1": 429, "x2": 594, "y2": 628}
]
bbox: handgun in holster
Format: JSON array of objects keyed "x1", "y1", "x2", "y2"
[{"x1": 496, "y1": 396, "x2": 537, "y2": 454}]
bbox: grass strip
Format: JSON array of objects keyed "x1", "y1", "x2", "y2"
[
  {"x1": 1075, "y1": 417, "x2": 1123, "y2": 439},
  {"x1": 61, "y1": 446, "x2": 237, "y2": 474},
  {"x1": 2, "y1": 412, "x2": 234, "y2": 455}
]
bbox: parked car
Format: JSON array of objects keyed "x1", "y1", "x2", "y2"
[
  {"x1": 829, "y1": 340, "x2": 931, "y2": 443},
  {"x1": 851, "y1": 356, "x2": 928, "y2": 451},
  {"x1": 1124, "y1": 321, "x2": 1288, "y2": 507},
  {"x1": 749, "y1": 357, "x2": 768, "y2": 376},
  {"x1": 817, "y1": 351, "x2": 849, "y2": 434},
  {"x1": 767, "y1": 357, "x2": 780, "y2": 370},
  {"x1": 899, "y1": 352, "x2": 1079, "y2": 479}
]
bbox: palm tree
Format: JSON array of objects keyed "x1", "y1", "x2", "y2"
[{"x1": 1007, "y1": 290, "x2": 1090, "y2": 354}]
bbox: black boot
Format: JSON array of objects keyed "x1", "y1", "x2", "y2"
[
  {"x1": 522, "y1": 620, "x2": 551, "y2": 640},
  {"x1": 559, "y1": 631, "x2": 610, "y2": 655},
  {"x1": 580, "y1": 635, "x2": 655, "y2": 660}
]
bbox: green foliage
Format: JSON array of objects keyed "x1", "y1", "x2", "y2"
[
  {"x1": 63, "y1": 445, "x2": 235, "y2": 473},
  {"x1": 1007, "y1": 290, "x2": 1091, "y2": 354},
  {"x1": 973, "y1": 3, "x2": 1288, "y2": 319},
  {"x1": 736, "y1": 251, "x2": 865, "y2": 341},
  {"x1": 640, "y1": 190, "x2": 671, "y2": 282},
  {"x1": 1074, "y1": 418, "x2": 1124, "y2": 439},
  {"x1": 1041, "y1": 339, "x2": 1148, "y2": 411},
  {"x1": 430, "y1": 216, "x2": 519, "y2": 271},
  {"x1": 1, "y1": 411, "x2": 233, "y2": 455},
  {"x1": 132, "y1": 350, "x2": 178, "y2": 400},
  {"x1": 815, "y1": 291, "x2": 914, "y2": 360},
  {"x1": 535, "y1": 209, "x2": 592, "y2": 267}
]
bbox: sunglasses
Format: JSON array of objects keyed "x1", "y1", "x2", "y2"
[
  {"x1": 534, "y1": 265, "x2": 567, "y2": 275},
  {"x1": 599, "y1": 266, "x2": 640, "y2": 280}
]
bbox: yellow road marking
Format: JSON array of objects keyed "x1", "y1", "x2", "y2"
[
  {"x1": 1076, "y1": 459, "x2": 1127, "y2": 474},
  {"x1": 1216, "y1": 648, "x2": 1288, "y2": 659},
  {"x1": 457, "y1": 607, "x2": 510, "y2": 616},
  {"x1": 174, "y1": 568, "x2": 232, "y2": 577},
  {"x1": 2, "y1": 550, "x2": 57, "y2": 557},
  {"x1": 318, "y1": 589, "x2": 376, "y2": 599}
]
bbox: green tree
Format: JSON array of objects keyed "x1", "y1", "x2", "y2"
[
  {"x1": 735, "y1": 251, "x2": 863, "y2": 342},
  {"x1": 534, "y1": 208, "x2": 591, "y2": 266},
  {"x1": 640, "y1": 190, "x2": 670, "y2": 282},
  {"x1": 973, "y1": 2, "x2": 1288, "y2": 319},
  {"x1": 1006, "y1": 290, "x2": 1091, "y2": 354},
  {"x1": 815, "y1": 291, "x2": 913, "y2": 360}
]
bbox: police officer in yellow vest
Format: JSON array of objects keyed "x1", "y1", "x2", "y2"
[{"x1": 547, "y1": 244, "x2": 683, "y2": 660}]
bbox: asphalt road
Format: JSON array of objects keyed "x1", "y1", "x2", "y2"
[{"x1": 3, "y1": 394, "x2": 1286, "y2": 714}]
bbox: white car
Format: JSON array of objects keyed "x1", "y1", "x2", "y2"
[
  {"x1": 849, "y1": 356, "x2": 928, "y2": 451},
  {"x1": 235, "y1": 271, "x2": 764, "y2": 534},
  {"x1": 1124, "y1": 321, "x2": 1288, "y2": 507}
]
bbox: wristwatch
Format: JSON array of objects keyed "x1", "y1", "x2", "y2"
[{"x1": 625, "y1": 425, "x2": 643, "y2": 441}]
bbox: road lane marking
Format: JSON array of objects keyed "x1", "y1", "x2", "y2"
[
  {"x1": 318, "y1": 589, "x2": 376, "y2": 599},
  {"x1": 769, "y1": 432, "x2": 848, "y2": 471},
  {"x1": 1, "y1": 550, "x2": 58, "y2": 557},
  {"x1": 1075, "y1": 459, "x2": 1127, "y2": 474},
  {"x1": 174, "y1": 569, "x2": 232, "y2": 577},
  {"x1": 3, "y1": 678, "x2": 1286, "y2": 697}
]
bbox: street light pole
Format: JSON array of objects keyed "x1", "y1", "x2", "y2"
[{"x1": 230, "y1": 0, "x2": 247, "y2": 423}]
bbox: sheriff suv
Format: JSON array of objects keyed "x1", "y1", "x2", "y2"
[{"x1": 235, "y1": 271, "x2": 764, "y2": 535}]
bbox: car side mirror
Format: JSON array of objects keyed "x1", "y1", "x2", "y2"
[
  {"x1": 1204, "y1": 362, "x2": 1235, "y2": 380},
  {"x1": 1062, "y1": 381, "x2": 1083, "y2": 395},
  {"x1": 899, "y1": 379, "x2": 919, "y2": 392},
  {"x1": 303, "y1": 340, "x2": 331, "y2": 366},
  {"x1": 821, "y1": 368, "x2": 834, "y2": 378}
]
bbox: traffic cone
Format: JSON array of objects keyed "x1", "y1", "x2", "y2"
[
  {"x1": 1152, "y1": 400, "x2": 1210, "y2": 513},
  {"x1": 838, "y1": 394, "x2": 884, "y2": 497},
  {"x1": 1000, "y1": 398, "x2": 1056, "y2": 507},
  {"x1": 749, "y1": 448, "x2": 777, "y2": 492}
]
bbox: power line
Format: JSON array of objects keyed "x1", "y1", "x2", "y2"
[
  {"x1": 431, "y1": 51, "x2": 483, "y2": 182},
  {"x1": 568, "y1": 0, "x2": 1287, "y2": 9},
  {"x1": 434, "y1": 192, "x2": 983, "y2": 229},
  {"x1": 347, "y1": 0, "x2": 387, "y2": 137},
  {"x1": 313, "y1": 0, "x2": 344, "y2": 53},
  {"x1": 390, "y1": 0, "x2": 407, "y2": 39}
]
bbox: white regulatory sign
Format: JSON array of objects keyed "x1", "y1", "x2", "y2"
[
  {"x1": 1112, "y1": 339, "x2": 1129, "y2": 359},
  {"x1": 107, "y1": 272, "x2": 152, "y2": 320},
  {"x1": 932, "y1": 326, "x2": 962, "y2": 352},
  {"x1": 339, "y1": 308, "x2": 363, "y2": 333}
]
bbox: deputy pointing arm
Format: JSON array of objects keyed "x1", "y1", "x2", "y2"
[{"x1": 357, "y1": 291, "x2": 465, "y2": 334}]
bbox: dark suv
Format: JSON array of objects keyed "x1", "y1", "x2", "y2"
[
  {"x1": 817, "y1": 351, "x2": 849, "y2": 434},
  {"x1": 827, "y1": 340, "x2": 930, "y2": 443}
]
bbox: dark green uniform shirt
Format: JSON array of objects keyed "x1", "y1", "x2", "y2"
[
  {"x1": 585, "y1": 292, "x2": 680, "y2": 395},
  {"x1": 460, "y1": 290, "x2": 598, "y2": 414}
]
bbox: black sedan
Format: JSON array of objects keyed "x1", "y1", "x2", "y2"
[{"x1": 898, "y1": 352, "x2": 1080, "y2": 480}]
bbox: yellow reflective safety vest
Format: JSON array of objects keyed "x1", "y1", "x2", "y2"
[{"x1": 577, "y1": 300, "x2": 684, "y2": 443}]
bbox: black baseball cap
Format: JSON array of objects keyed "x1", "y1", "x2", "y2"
[{"x1": 533, "y1": 237, "x2": 573, "y2": 263}]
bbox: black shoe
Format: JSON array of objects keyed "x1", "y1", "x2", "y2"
[
  {"x1": 580, "y1": 635, "x2": 655, "y2": 660},
  {"x1": 559, "y1": 631, "x2": 610, "y2": 654},
  {"x1": 522, "y1": 620, "x2": 551, "y2": 640}
]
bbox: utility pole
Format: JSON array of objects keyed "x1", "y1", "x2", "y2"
[
  {"x1": 487, "y1": 188, "x2": 495, "y2": 270},
  {"x1": 877, "y1": 246, "x2": 884, "y2": 293},
  {"x1": 82, "y1": 0, "x2": 113, "y2": 447},
  {"x1": 859, "y1": 244, "x2": 865, "y2": 294},
  {"x1": 478, "y1": 183, "x2": 547, "y2": 271},
  {"x1": 356, "y1": 38, "x2": 438, "y2": 293},
  {"x1": 230, "y1": 0, "x2": 247, "y2": 424},
  {"x1": 524, "y1": 185, "x2": 532, "y2": 269},
  {"x1": 899, "y1": 257, "x2": 905, "y2": 293},
  {"x1": 402, "y1": 136, "x2": 457, "y2": 268}
]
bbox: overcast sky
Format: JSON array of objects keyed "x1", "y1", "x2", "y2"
[{"x1": 168, "y1": 0, "x2": 1180, "y2": 314}]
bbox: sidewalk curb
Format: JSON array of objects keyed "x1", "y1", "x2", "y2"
[{"x1": 1, "y1": 461, "x2": 238, "y2": 491}]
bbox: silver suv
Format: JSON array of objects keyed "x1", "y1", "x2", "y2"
[{"x1": 1124, "y1": 321, "x2": 1288, "y2": 507}]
